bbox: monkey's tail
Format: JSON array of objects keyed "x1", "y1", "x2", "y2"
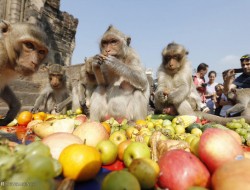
[{"x1": 193, "y1": 111, "x2": 250, "y2": 125}]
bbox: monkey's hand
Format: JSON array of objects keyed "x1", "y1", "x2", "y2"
[
  {"x1": 155, "y1": 91, "x2": 168, "y2": 104},
  {"x1": 92, "y1": 54, "x2": 105, "y2": 66},
  {"x1": 31, "y1": 107, "x2": 40, "y2": 113},
  {"x1": 0, "y1": 118, "x2": 12, "y2": 126}
]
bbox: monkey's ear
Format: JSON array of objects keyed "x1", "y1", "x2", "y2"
[
  {"x1": 107, "y1": 25, "x2": 113, "y2": 31},
  {"x1": 126, "y1": 37, "x2": 131, "y2": 46},
  {"x1": 186, "y1": 50, "x2": 189, "y2": 55},
  {"x1": 84, "y1": 57, "x2": 87, "y2": 63},
  {"x1": 0, "y1": 20, "x2": 10, "y2": 33}
]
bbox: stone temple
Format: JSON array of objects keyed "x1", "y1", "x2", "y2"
[
  {"x1": 0, "y1": 0, "x2": 81, "y2": 114},
  {"x1": 0, "y1": 0, "x2": 78, "y2": 66}
]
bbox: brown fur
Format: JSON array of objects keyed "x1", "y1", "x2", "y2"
[
  {"x1": 89, "y1": 25, "x2": 149, "y2": 121},
  {"x1": 31, "y1": 64, "x2": 71, "y2": 114},
  {"x1": 0, "y1": 20, "x2": 48, "y2": 125}
]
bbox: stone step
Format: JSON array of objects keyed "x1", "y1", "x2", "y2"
[
  {"x1": 0, "y1": 105, "x2": 34, "y2": 116},
  {"x1": 9, "y1": 79, "x2": 42, "y2": 93},
  {"x1": 0, "y1": 92, "x2": 40, "y2": 107}
]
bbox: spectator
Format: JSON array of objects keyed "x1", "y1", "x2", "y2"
[
  {"x1": 193, "y1": 63, "x2": 209, "y2": 112},
  {"x1": 219, "y1": 73, "x2": 237, "y2": 117},
  {"x1": 214, "y1": 84, "x2": 224, "y2": 116},
  {"x1": 205, "y1": 71, "x2": 218, "y2": 114},
  {"x1": 224, "y1": 54, "x2": 250, "y2": 93}
]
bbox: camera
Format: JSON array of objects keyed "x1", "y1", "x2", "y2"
[
  {"x1": 201, "y1": 83, "x2": 207, "y2": 87},
  {"x1": 234, "y1": 68, "x2": 243, "y2": 73}
]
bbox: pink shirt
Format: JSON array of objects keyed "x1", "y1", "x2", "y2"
[{"x1": 193, "y1": 75, "x2": 206, "y2": 103}]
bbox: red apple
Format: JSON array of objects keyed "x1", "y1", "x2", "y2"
[
  {"x1": 158, "y1": 149, "x2": 210, "y2": 190},
  {"x1": 198, "y1": 128, "x2": 244, "y2": 173},
  {"x1": 74, "y1": 114, "x2": 88, "y2": 125},
  {"x1": 73, "y1": 121, "x2": 109, "y2": 147}
]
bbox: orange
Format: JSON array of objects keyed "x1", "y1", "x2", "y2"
[
  {"x1": 17, "y1": 111, "x2": 33, "y2": 126},
  {"x1": 32, "y1": 112, "x2": 46, "y2": 121},
  {"x1": 118, "y1": 139, "x2": 131, "y2": 161},
  {"x1": 101, "y1": 122, "x2": 111, "y2": 134},
  {"x1": 58, "y1": 144, "x2": 102, "y2": 181}
]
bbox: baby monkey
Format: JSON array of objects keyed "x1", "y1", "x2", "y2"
[{"x1": 31, "y1": 64, "x2": 72, "y2": 114}]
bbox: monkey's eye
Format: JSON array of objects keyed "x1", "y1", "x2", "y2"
[
  {"x1": 164, "y1": 56, "x2": 171, "y2": 63},
  {"x1": 38, "y1": 50, "x2": 46, "y2": 55},
  {"x1": 110, "y1": 39, "x2": 119, "y2": 46},
  {"x1": 172, "y1": 55, "x2": 182, "y2": 61},
  {"x1": 24, "y1": 42, "x2": 35, "y2": 50}
]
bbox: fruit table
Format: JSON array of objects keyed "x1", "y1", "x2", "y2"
[{"x1": 0, "y1": 127, "x2": 119, "y2": 190}]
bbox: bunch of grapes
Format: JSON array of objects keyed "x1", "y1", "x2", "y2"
[
  {"x1": 226, "y1": 118, "x2": 250, "y2": 145},
  {"x1": 0, "y1": 140, "x2": 61, "y2": 190}
]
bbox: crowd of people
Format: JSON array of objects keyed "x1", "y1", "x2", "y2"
[
  {"x1": 193, "y1": 54, "x2": 250, "y2": 117},
  {"x1": 149, "y1": 53, "x2": 250, "y2": 117}
]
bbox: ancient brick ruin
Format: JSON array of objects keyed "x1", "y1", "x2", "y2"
[
  {"x1": 0, "y1": 0, "x2": 78, "y2": 66},
  {"x1": 0, "y1": 0, "x2": 81, "y2": 114}
]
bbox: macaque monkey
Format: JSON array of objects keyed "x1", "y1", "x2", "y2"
[
  {"x1": 154, "y1": 42, "x2": 203, "y2": 115},
  {"x1": 89, "y1": 25, "x2": 149, "y2": 122},
  {"x1": 71, "y1": 57, "x2": 97, "y2": 115},
  {"x1": 226, "y1": 88, "x2": 250, "y2": 117},
  {"x1": 31, "y1": 64, "x2": 72, "y2": 114},
  {"x1": 0, "y1": 20, "x2": 48, "y2": 125},
  {"x1": 155, "y1": 42, "x2": 250, "y2": 125}
]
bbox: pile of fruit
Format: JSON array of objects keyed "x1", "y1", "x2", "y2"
[{"x1": 1, "y1": 110, "x2": 250, "y2": 190}]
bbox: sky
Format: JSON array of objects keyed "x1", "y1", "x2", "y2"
[{"x1": 60, "y1": 0, "x2": 250, "y2": 83}]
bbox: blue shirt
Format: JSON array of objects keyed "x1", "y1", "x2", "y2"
[{"x1": 234, "y1": 73, "x2": 250, "y2": 88}]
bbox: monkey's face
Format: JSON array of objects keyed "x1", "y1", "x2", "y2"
[
  {"x1": 100, "y1": 35, "x2": 124, "y2": 57},
  {"x1": 163, "y1": 54, "x2": 182, "y2": 73},
  {"x1": 49, "y1": 74, "x2": 63, "y2": 89},
  {"x1": 16, "y1": 40, "x2": 48, "y2": 76}
]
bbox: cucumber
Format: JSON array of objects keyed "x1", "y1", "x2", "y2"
[
  {"x1": 186, "y1": 123, "x2": 202, "y2": 133},
  {"x1": 150, "y1": 114, "x2": 175, "y2": 121}
]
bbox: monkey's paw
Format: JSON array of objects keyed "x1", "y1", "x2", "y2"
[{"x1": 31, "y1": 107, "x2": 40, "y2": 113}]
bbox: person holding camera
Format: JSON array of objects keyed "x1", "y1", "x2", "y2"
[
  {"x1": 193, "y1": 63, "x2": 210, "y2": 112},
  {"x1": 224, "y1": 54, "x2": 250, "y2": 93}
]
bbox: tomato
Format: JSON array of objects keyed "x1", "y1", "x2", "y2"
[
  {"x1": 102, "y1": 159, "x2": 125, "y2": 171},
  {"x1": 17, "y1": 111, "x2": 33, "y2": 126}
]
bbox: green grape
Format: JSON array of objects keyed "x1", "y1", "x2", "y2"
[
  {"x1": 6, "y1": 173, "x2": 55, "y2": 190},
  {"x1": 243, "y1": 133, "x2": 250, "y2": 141},
  {"x1": 226, "y1": 122, "x2": 234, "y2": 129},
  {"x1": 24, "y1": 154, "x2": 55, "y2": 180},
  {"x1": 0, "y1": 156, "x2": 16, "y2": 181},
  {"x1": 231, "y1": 122, "x2": 242, "y2": 129},
  {"x1": 243, "y1": 123, "x2": 250, "y2": 130},
  {"x1": 240, "y1": 118, "x2": 246, "y2": 125},
  {"x1": 25, "y1": 141, "x2": 51, "y2": 157},
  {"x1": 14, "y1": 144, "x2": 27, "y2": 155},
  {"x1": 51, "y1": 158, "x2": 62, "y2": 177},
  {"x1": 241, "y1": 136, "x2": 246, "y2": 144},
  {"x1": 238, "y1": 128, "x2": 247, "y2": 136},
  {"x1": 0, "y1": 145, "x2": 11, "y2": 155}
]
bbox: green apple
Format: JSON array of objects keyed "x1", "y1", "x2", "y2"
[
  {"x1": 162, "y1": 119, "x2": 172, "y2": 127},
  {"x1": 109, "y1": 131, "x2": 127, "y2": 146},
  {"x1": 175, "y1": 125, "x2": 185, "y2": 135},
  {"x1": 101, "y1": 170, "x2": 140, "y2": 190},
  {"x1": 123, "y1": 142, "x2": 151, "y2": 167},
  {"x1": 128, "y1": 158, "x2": 160, "y2": 189},
  {"x1": 96, "y1": 140, "x2": 118, "y2": 165}
]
